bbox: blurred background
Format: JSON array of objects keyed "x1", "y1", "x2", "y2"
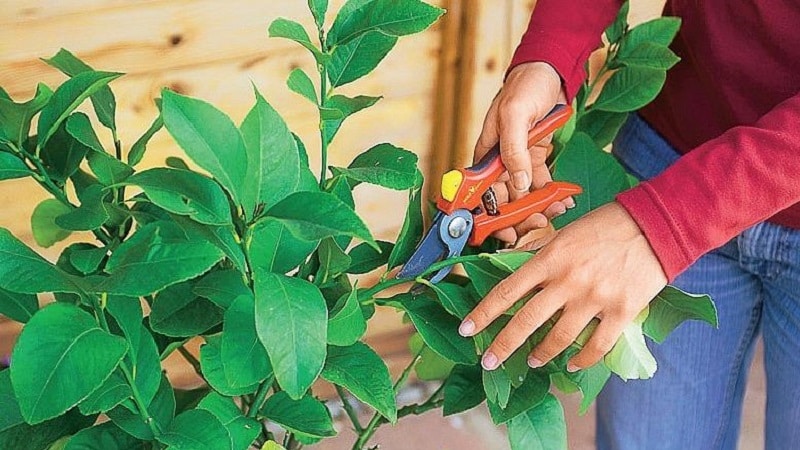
[{"x1": 0, "y1": 1, "x2": 766, "y2": 448}]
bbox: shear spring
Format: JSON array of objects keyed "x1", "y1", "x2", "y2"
[{"x1": 482, "y1": 188, "x2": 499, "y2": 216}]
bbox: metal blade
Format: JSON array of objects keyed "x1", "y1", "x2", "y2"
[
  {"x1": 397, "y1": 213, "x2": 449, "y2": 279},
  {"x1": 397, "y1": 210, "x2": 473, "y2": 283}
]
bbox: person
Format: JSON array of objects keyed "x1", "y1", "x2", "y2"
[{"x1": 455, "y1": 1, "x2": 800, "y2": 448}]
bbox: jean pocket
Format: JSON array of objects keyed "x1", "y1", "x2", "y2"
[{"x1": 611, "y1": 114, "x2": 680, "y2": 182}]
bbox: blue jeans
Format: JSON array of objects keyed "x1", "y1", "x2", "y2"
[{"x1": 596, "y1": 114, "x2": 800, "y2": 450}]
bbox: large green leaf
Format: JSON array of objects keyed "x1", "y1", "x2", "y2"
[
  {"x1": 427, "y1": 282, "x2": 474, "y2": 320},
  {"x1": 193, "y1": 269, "x2": 251, "y2": 309},
  {"x1": 332, "y1": 143, "x2": 418, "y2": 190},
  {"x1": 327, "y1": 0, "x2": 444, "y2": 46},
  {"x1": 347, "y1": 240, "x2": 393, "y2": 274},
  {"x1": 171, "y1": 216, "x2": 247, "y2": 276},
  {"x1": 487, "y1": 371, "x2": 549, "y2": 425},
  {"x1": 0, "y1": 153, "x2": 30, "y2": 181},
  {"x1": 161, "y1": 89, "x2": 248, "y2": 206},
  {"x1": 321, "y1": 342, "x2": 396, "y2": 422},
  {"x1": 254, "y1": 273, "x2": 327, "y2": 399},
  {"x1": 0, "y1": 371, "x2": 24, "y2": 433},
  {"x1": 0, "y1": 83, "x2": 52, "y2": 148},
  {"x1": 268, "y1": 18, "x2": 326, "y2": 63},
  {"x1": 124, "y1": 168, "x2": 232, "y2": 226},
  {"x1": 507, "y1": 393, "x2": 567, "y2": 450},
  {"x1": 0, "y1": 288, "x2": 38, "y2": 323},
  {"x1": 37, "y1": 71, "x2": 122, "y2": 147},
  {"x1": 0, "y1": 406, "x2": 94, "y2": 450},
  {"x1": 643, "y1": 286, "x2": 718, "y2": 343},
  {"x1": 409, "y1": 332, "x2": 455, "y2": 381},
  {"x1": 31, "y1": 198, "x2": 73, "y2": 248},
  {"x1": 260, "y1": 391, "x2": 336, "y2": 438},
  {"x1": 462, "y1": 259, "x2": 507, "y2": 298},
  {"x1": 99, "y1": 221, "x2": 224, "y2": 296},
  {"x1": 42, "y1": 49, "x2": 117, "y2": 132},
  {"x1": 159, "y1": 409, "x2": 232, "y2": 450},
  {"x1": 200, "y1": 335, "x2": 261, "y2": 396},
  {"x1": 604, "y1": 315, "x2": 657, "y2": 381},
  {"x1": 85, "y1": 151, "x2": 134, "y2": 186},
  {"x1": 327, "y1": 31, "x2": 397, "y2": 87},
  {"x1": 482, "y1": 367, "x2": 512, "y2": 410},
  {"x1": 327, "y1": 289, "x2": 366, "y2": 346},
  {"x1": 387, "y1": 174, "x2": 424, "y2": 269},
  {"x1": 565, "y1": 361, "x2": 611, "y2": 415},
  {"x1": 40, "y1": 124, "x2": 90, "y2": 184},
  {"x1": 248, "y1": 218, "x2": 318, "y2": 275},
  {"x1": 398, "y1": 294, "x2": 478, "y2": 365},
  {"x1": 63, "y1": 421, "x2": 144, "y2": 450},
  {"x1": 617, "y1": 42, "x2": 680, "y2": 70},
  {"x1": 106, "y1": 375, "x2": 175, "y2": 441},
  {"x1": 591, "y1": 66, "x2": 666, "y2": 113},
  {"x1": 266, "y1": 191, "x2": 377, "y2": 249},
  {"x1": 443, "y1": 364, "x2": 485, "y2": 416},
  {"x1": 552, "y1": 132, "x2": 629, "y2": 228},
  {"x1": 575, "y1": 110, "x2": 628, "y2": 148},
  {"x1": 197, "y1": 392, "x2": 260, "y2": 450},
  {"x1": 287, "y1": 68, "x2": 317, "y2": 104},
  {"x1": 620, "y1": 16, "x2": 681, "y2": 52},
  {"x1": 323, "y1": 94, "x2": 381, "y2": 142},
  {"x1": 315, "y1": 238, "x2": 351, "y2": 285},
  {"x1": 65, "y1": 112, "x2": 105, "y2": 153},
  {"x1": 240, "y1": 87, "x2": 312, "y2": 218},
  {"x1": 55, "y1": 184, "x2": 110, "y2": 232},
  {"x1": 150, "y1": 280, "x2": 224, "y2": 337},
  {"x1": 0, "y1": 228, "x2": 82, "y2": 293},
  {"x1": 77, "y1": 370, "x2": 129, "y2": 416},
  {"x1": 221, "y1": 295, "x2": 273, "y2": 389},
  {"x1": 10, "y1": 303, "x2": 127, "y2": 424}
]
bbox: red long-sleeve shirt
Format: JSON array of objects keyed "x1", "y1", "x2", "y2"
[{"x1": 510, "y1": 0, "x2": 800, "y2": 281}]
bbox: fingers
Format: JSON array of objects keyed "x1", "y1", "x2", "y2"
[
  {"x1": 566, "y1": 317, "x2": 627, "y2": 371},
  {"x1": 459, "y1": 257, "x2": 549, "y2": 338},
  {"x1": 498, "y1": 101, "x2": 534, "y2": 193},
  {"x1": 480, "y1": 287, "x2": 565, "y2": 370},
  {"x1": 527, "y1": 305, "x2": 600, "y2": 368}
]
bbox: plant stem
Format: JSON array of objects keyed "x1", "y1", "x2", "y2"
[
  {"x1": 336, "y1": 385, "x2": 364, "y2": 433},
  {"x1": 248, "y1": 380, "x2": 271, "y2": 418},
  {"x1": 318, "y1": 63, "x2": 330, "y2": 190},
  {"x1": 177, "y1": 345, "x2": 202, "y2": 378}
]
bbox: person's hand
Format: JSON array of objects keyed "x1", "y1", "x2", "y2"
[
  {"x1": 457, "y1": 202, "x2": 668, "y2": 372},
  {"x1": 475, "y1": 61, "x2": 572, "y2": 243}
]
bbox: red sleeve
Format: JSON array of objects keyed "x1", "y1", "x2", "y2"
[
  {"x1": 617, "y1": 92, "x2": 800, "y2": 281},
  {"x1": 509, "y1": 0, "x2": 622, "y2": 100}
]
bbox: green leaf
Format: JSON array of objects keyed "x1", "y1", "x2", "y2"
[
  {"x1": 31, "y1": 199, "x2": 73, "y2": 247},
  {"x1": 463, "y1": 259, "x2": 507, "y2": 297},
  {"x1": 10, "y1": 303, "x2": 127, "y2": 424},
  {"x1": 99, "y1": 221, "x2": 224, "y2": 296},
  {"x1": 106, "y1": 375, "x2": 175, "y2": 441},
  {"x1": 287, "y1": 68, "x2": 317, "y2": 103},
  {"x1": 221, "y1": 295, "x2": 273, "y2": 389},
  {"x1": 332, "y1": 143, "x2": 419, "y2": 190},
  {"x1": 200, "y1": 335, "x2": 261, "y2": 396},
  {"x1": 443, "y1": 364, "x2": 485, "y2": 416},
  {"x1": 566, "y1": 361, "x2": 611, "y2": 415},
  {"x1": 124, "y1": 168, "x2": 232, "y2": 226},
  {"x1": 0, "y1": 288, "x2": 38, "y2": 323},
  {"x1": 65, "y1": 112, "x2": 104, "y2": 153},
  {"x1": 193, "y1": 269, "x2": 251, "y2": 309},
  {"x1": 507, "y1": 393, "x2": 566, "y2": 450},
  {"x1": 643, "y1": 286, "x2": 718, "y2": 343},
  {"x1": 409, "y1": 333, "x2": 455, "y2": 381},
  {"x1": 150, "y1": 280, "x2": 224, "y2": 337},
  {"x1": 77, "y1": 370, "x2": 129, "y2": 416},
  {"x1": 128, "y1": 111, "x2": 163, "y2": 166},
  {"x1": 575, "y1": 110, "x2": 628, "y2": 148},
  {"x1": 0, "y1": 228, "x2": 83, "y2": 294},
  {"x1": 268, "y1": 18, "x2": 326, "y2": 63},
  {"x1": 161, "y1": 89, "x2": 248, "y2": 206},
  {"x1": 552, "y1": 132, "x2": 629, "y2": 228},
  {"x1": 248, "y1": 218, "x2": 318, "y2": 275},
  {"x1": 255, "y1": 273, "x2": 327, "y2": 399},
  {"x1": 327, "y1": 289, "x2": 366, "y2": 346},
  {"x1": 550, "y1": 372, "x2": 579, "y2": 394},
  {"x1": 322, "y1": 342, "x2": 397, "y2": 422},
  {"x1": 160, "y1": 409, "x2": 232, "y2": 450},
  {"x1": 86, "y1": 151, "x2": 134, "y2": 186},
  {"x1": 323, "y1": 94, "x2": 381, "y2": 142},
  {"x1": 316, "y1": 238, "x2": 351, "y2": 284},
  {"x1": 308, "y1": 0, "x2": 328, "y2": 29},
  {"x1": 327, "y1": 31, "x2": 397, "y2": 87},
  {"x1": 63, "y1": 421, "x2": 144, "y2": 450},
  {"x1": 0, "y1": 83, "x2": 53, "y2": 149},
  {"x1": 398, "y1": 294, "x2": 478, "y2": 364},
  {"x1": 37, "y1": 71, "x2": 122, "y2": 147},
  {"x1": 387, "y1": 175, "x2": 424, "y2": 269},
  {"x1": 327, "y1": 0, "x2": 445, "y2": 46},
  {"x1": 487, "y1": 371, "x2": 549, "y2": 424},
  {"x1": 621, "y1": 16, "x2": 681, "y2": 51},
  {"x1": 347, "y1": 240, "x2": 393, "y2": 274},
  {"x1": 0, "y1": 371, "x2": 24, "y2": 433},
  {"x1": 427, "y1": 282, "x2": 474, "y2": 320},
  {"x1": 267, "y1": 191, "x2": 377, "y2": 249},
  {"x1": 604, "y1": 317, "x2": 657, "y2": 381},
  {"x1": 485, "y1": 252, "x2": 533, "y2": 273},
  {"x1": 482, "y1": 367, "x2": 512, "y2": 410},
  {"x1": 40, "y1": 124, "x2": 90, "y2": 184},
  {"x1": 240, "y1": 87, "x2": 313, "y2": 218},
  {"x1": 0, "y1": 406, "x2": 95, "y2": 450},
  {"x1": 42, "y1": 49, "x2": 117, "y2": 132},
  {"x1": 617, "y1": 42, "x2": 680, "y2": 70},
  {"x1": 55, "y1": 185, "x2": 110, "y2": 232},
  {"x1": 197, "y1": 392, "x2": 261, "y2": 450},
  {"x1": 604, "y1": 1, "x2": 629, "y2": 44},
  {"x1": 328, "y1": 176, "x2": 355, "y2": 250},
  {"x1": 591, "y1": 66, "x2": 666, "y2": 113},
  {"x1": 0, "y1": 153, "x2": 30, "y2": 181},
  {"x1": 171, "y1": 216, "x2": 247, "y2": 276},
  {"x1": 260, "y1": 391, "x2": 336, "y2": 438}
]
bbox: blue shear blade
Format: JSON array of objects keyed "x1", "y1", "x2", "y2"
[{"x1": 396, "y1": 213, "x2": 449, "y2": 279}]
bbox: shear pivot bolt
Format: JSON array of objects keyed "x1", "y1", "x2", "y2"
[{"x1": 448, "y1": 217, "x2": 468, "y2": 238}]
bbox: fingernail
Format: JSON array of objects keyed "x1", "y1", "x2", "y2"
[
  {"x1": 458, "y1": 319, "x2": 475, "y2": 337},
  {"x1": 512, "y1": 171, "x2": 530, "y2": 192},
  {"x1": 527, "y1": 356, "x2": 543, "y2": 368},
  {"x1": 567, "y1": 363, "x2": 580, "y2": 373},
  {"x1": 554, "y1": 204, "x2": 566, "y2": 215},
  {"x1": 482, "y1": 352, "x2": 499, "y2": 370}
]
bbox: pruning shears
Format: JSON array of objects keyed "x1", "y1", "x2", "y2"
[{"x1": 397, "y1": 104, "x2": 582, "y2": 283}]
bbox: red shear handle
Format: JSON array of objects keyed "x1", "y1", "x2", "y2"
[
  {"x1": 437, "y1": 104, "x2": 573, "y2": 215},
  {"x1": 468, "y1": 181, "x2": 583, "y2": 246}
]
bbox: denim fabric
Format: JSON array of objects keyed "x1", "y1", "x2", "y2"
[{"x1": 596, "y1": 114, "x2": 800, "y2": 450}]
